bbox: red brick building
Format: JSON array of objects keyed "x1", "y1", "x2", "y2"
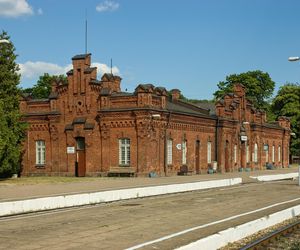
[{"x1": 20, "y1": 54, "x2": 291, "y2": 176}]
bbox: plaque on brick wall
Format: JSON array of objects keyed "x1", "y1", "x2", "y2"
[
  {"x1": 241, "y1": 135, "x2": 248, "y2": 141},
  {"x1": 176, "y1": 144, "x2": 182, "y2": 150},
  {"x1": 67, "y1": 147, "x2": 75, "y2": 154}
]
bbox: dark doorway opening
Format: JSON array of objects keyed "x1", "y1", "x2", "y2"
[{"x1": 75, "y1": 137, "x2": 86, "y2": 177}]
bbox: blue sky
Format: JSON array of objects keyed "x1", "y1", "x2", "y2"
[{"x1": 1, "y1": 0, "x2": 300, "y2": 100}]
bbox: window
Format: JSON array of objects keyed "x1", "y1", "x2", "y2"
[
  {"x1": 119, "y1": 138, "x2": 130, "y2": 165},
  {"x1": 182, "y1": 140, "x2": 187, "y2": 164},
  {"x1": 167, "y1": 139, "x2": 173, "y2": 165},
  {"x1": 207, "y1": 141, "x2": 211, "y2": 164},
  {"x1": 246, "y1": 143, "x2": 249, "y2": 163},
  {"x1": 234, "y1": 144, "x2": 237, "y2": 164},
  {"x1": 36, "y1": 140, "x2": 45, "y2": 165},
  {"x1": 254, "y1": 143, "x2": 258, "y2": 163},
  {"x1": 265, "y1": 144, "x2": 269, "y2": 163},
  {"x1": 272, "y1": 145, "x2": 275, "y2": 162},
  {"x1": 278, "y1": 146, "x2": 281, "y2": 162}
]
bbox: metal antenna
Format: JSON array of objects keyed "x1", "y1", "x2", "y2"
[
  {"x1": 110, "y1": 58, "x2": 113, "y2": 75},
  {"x1": 85, "y1": 9, "x2": 88, "y2": 54}
]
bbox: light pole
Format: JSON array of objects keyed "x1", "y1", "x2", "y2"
[{"x1": 288, "y1": 56, "x2": 300, "y2": 185}]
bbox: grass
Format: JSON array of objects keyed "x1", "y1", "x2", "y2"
[{"x1": 0, "y1": 176, "x2": 102, "y2": 185}]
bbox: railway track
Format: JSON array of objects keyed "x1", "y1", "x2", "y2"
[{"x1": 240, "y1": 219, "x2": 300, "y2": 250}]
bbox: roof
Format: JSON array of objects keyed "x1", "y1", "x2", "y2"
[
  {"x1": 193, "y1": 102, "x2": 216, "y2": 115},
  {"x1": 72, "y1": 53, "x2": 91, "y2": 60},
  {"x1": 101, "y1": 73, "x2": 122, "y2": 81},
  {"x1": 166, "y1": 100, "x2": 212, "y2": 117},
  {"x1": 84, "y1": 67, "x2": 97, "y2": 74},
  {"x1": 27, "y1": 99, "x2": 49, "y2": 103},
  {"x1": 48, "y1": 92, "x2": 58, "y2": 99}
]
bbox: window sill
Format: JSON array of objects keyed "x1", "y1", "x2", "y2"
[
  {"x1": 35, "y1": 164, "x2": 45, "y2": 169},
  {"x1": 119, "y1": 165, "x2": 130, "y2": 167}
]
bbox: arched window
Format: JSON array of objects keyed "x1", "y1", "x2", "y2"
[
  {"x1": 265, "y1": 144, "x2": 269, "y2": 163},
  {"x1": 254, "y1": 143, "x2": 258, "y2": 163},
  {"x1": 182, "y1": 140, "x2": 187, "y2": 164},
  {"x1": 234, "y1": 144, "x2": 237, "y2": 164},
  {"x1": 167, "y1": 139, "x2": 173, "y2": 165},
  {"x1": 36, "y1": 140, "x2": 45, "y2": 165},
  {"x1": 119, "y1": 138, "x2": 130, "y2": 165},
  {"x1": 246, "y1": 143, "x2": 250, "y2": 163},
  {"x1": 207, "y1": 141, "x2": 212, "y2": 164}
]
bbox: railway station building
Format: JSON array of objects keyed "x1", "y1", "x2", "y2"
[{"x1": 20, "y1": 54, "x2": 291, "y2": 176}]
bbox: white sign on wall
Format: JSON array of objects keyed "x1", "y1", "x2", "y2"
[
  {"x1": 176, "y1": 144, "x2": 182, "y2": 150},
  {"x1": 67, "y1": 147, "x2": 75, "y2": 154},
  {"x1": 241, "y1": 135, "x2": 248, "y2": 141}
]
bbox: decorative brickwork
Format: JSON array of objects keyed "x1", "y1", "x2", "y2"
[{"x1": 20, "y1": 54, "x2": 290, "y2": 177}]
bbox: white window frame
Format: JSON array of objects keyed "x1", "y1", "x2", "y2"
[
  {"x1": 278, "y1": 145, "x2": 281, "y2": 162},
  {"x1": 246, "y1": 143, "x2": 249, "y2": 163},
  {"x1": 234, "y1": 144, "x2": 237, "y2": 164},
  {"x1": 119, "y1": 138, "x2": 130, "y2": 165},
  {"x1": 254, "y1": 143, "x2": 258, "y2": 163},
  {"x1": 36, "y1": 140, "x2": 45, "y2": 165},
  {"x1": 207, "y1": 141, "x2": 212, "y2": 164},
  {"x1": 167, "y1": 139, "x2": 173, "y2": 165},
  {"x1": 265, "y1": 144, "x2": 269, "y2": 163},
  {"x1": 182, "y1": 140, "x2": 187, "y2": 165},
  {"x1": 272, "y1": 145, "x2": 275, "y2": 162}
]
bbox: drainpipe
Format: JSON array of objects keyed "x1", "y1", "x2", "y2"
[
  {"x1": 215, "y1": 117, "x2": 219, "y2": 162},
  {"x1": 164, "y1": 112, "x2": 171, "y2": 176}
]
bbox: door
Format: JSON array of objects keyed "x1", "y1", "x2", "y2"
[
  {"x1": 195, "y1": 140, "x2": 200, "y2": 174},
  {"x1": 76, "y1": 137, "x2": 86, "y2": 177}
]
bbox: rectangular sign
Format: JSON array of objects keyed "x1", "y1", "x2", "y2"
[
  {"x1": 67, "y1": 147, "x2": 75, "y2": 154},
  {"x1": 241, "y1": 135, "x2": 248, "y2": 141}
]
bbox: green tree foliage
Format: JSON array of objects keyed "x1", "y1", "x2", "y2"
[
  {"x1": 214, "y1": 70, "x2": 275, "y2": 110},
  {"x1": 0, "y1": 31, "x2": 27, "y2": 177},
  {"x1": 271, "y1": 83, "x2": 300, "y2": 156},
  {"x1": 22, "y1": 73, "x2": 67, "y2": 99}
]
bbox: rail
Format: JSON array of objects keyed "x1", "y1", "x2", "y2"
[{"x1": 240, "y1": 219, "x2": 300, "y2": 250}]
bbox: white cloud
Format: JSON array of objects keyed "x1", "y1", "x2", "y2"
[
  {"x1": 19, "y1": 61, "x2": 120, "y2": 84},
  {"x1": 0, "y1": 0, "x2": 33, "y2": 17},
  {"x1": 91, "y1": 62, "x2": 120, "y2": 76},
  {"x1": 96, "y1": 0, "x2": 119, "y2": 12}
]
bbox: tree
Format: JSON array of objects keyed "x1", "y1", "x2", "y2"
[
  {"x1": 271, "y1": 83, "x2": 300, "y2": 156},
  {"x1": 0, "y1": 31, "x2": 27, "y2": 177},
  {"x1": 22, "y1": 73, "x2": 67, "y2": 99},
  {"x1": 214, "y1": 70, "x2": 275, "y2": 111}
]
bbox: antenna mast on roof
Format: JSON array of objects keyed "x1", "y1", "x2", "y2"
[
  {"x1": 85, "y1": 9, "x2": 88, "y2": 54},
  {"x1": 110, "y1": 58, "x2": 113, "y2": 75}
]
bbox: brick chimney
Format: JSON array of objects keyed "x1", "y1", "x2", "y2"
[
  {"x1": 170, "y1": 89, "x2": 181, "y2": 101},
  {"x1": 101, "y1": 73, "x2": 121, "y2": 93}
]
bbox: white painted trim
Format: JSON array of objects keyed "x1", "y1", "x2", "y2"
[
  {"x1": 250, "y1": 172, "x2": 298, "y2": 182},
  {"x1": 127, "y1": 197, "x2": 300, "y2": 250},
  {"x1": 176, "y1": 203, "x2": 300, "y2": 250},
  {"x1": 0, "y1": 178, "x2": 242, "y2": 217}
]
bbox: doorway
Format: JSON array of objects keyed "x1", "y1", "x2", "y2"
[
  {"x1": 76, "y1": 137, "x2": 86, "y2": 177},
  {"x1": 195, "y1": 140, "x2": 200, "y2": 174}
]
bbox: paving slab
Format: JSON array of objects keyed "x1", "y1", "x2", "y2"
[{"x1": 0, "y1": 166, "x2": 298, "y2": 202}]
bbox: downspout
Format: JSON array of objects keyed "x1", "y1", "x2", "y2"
[
  {"x1": 215, "y1": 117, "x2": 219, "y2": 164},
  {"x1": 164, "y1": 111, "x2": 171, "y2": 176}
]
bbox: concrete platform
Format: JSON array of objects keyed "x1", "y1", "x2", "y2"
[
  {"x1": 0, "y1": 166, "x2": 298, "y2": 217},
  {"x1": 0, "y1": 167, "x2": 298, "y2": 202}
]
